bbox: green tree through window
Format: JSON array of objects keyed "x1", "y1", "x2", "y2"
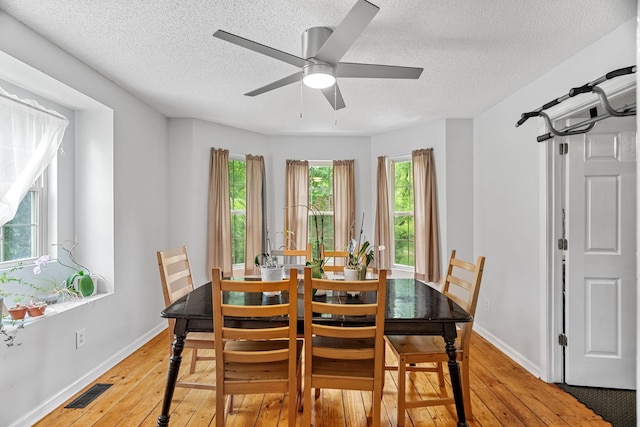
[
  {"x1": 309, "y1": 164, "x2": 334, "y2": 253},
  {"x1": 1, "y1": 188, "x2": 41, "y2": 263},
  {"x1": 229, "y1": 159, "x2": 246, "y2": 266},
  {"x1": 392, "y1": 160, "x2": 414, "y2": 266}
]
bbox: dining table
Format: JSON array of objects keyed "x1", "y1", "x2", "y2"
[{"x1": 157, "y1": 277, "x2": 472, "y2": 427}]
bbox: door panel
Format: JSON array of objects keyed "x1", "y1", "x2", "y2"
[{"x1": 565, "y1": 117, "x2": 636, "y2": 389}]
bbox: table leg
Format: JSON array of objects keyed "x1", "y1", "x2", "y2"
[
  {"x1": 445, "y1": 336, "x2": 468, "y2": 427},
  {"x1": 157, "y1": 334, "x2": 185, "y2": 427}
]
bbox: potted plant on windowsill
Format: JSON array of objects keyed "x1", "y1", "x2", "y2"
[{"x1": 53, "y1": 242, "x2": 96, "y2": 297}]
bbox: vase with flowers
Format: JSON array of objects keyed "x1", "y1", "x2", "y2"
[
  {"x1": 255, "y1": 229, "x2": 284, "y2": 296},
  {"x1": 305, "y1": 205, "x2": 326, "y2": 279},
  {"x1": 345, "y1": 213, "x2": 375, "y2": 282},
  {"x1": 345, "y1": 239, "x2": 374, "y2": 281}
]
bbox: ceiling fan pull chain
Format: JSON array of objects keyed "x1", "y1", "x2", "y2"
[
  {"x1": 334, "y1": 85, "x2": 338, "y2": 125},
  {"x1": 300, "y1": 73, "x2": 303, "y2": 119}
]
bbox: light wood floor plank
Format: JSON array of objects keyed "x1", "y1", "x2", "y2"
[{"x1": 33, "y1": 330, "x2": 611, "y2": 427}]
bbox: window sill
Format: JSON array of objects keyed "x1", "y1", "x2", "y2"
[{"x1": 2, "y1": 291, "x2": 112, "y2": 330}]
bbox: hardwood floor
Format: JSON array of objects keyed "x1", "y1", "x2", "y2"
[{"x1": 34, "y1": 331, "x2": 610, "y2": 426}]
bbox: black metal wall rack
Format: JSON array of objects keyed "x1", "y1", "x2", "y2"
[{"x1": 516, "y1": 66, "x2": 636, "y2": 142}]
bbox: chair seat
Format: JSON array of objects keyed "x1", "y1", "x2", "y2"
[
  {"x1": 186, "y1": 332, "x2": 216, "y2": 347},
  {"x1": 385, "y1": 335, "x2": 461, "y2": 360}
]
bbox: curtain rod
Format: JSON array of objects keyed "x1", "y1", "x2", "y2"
[{"x1": 0, "y1": 91, "x2": 68, "y2": 121}]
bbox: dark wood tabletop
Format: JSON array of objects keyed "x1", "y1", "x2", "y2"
[{"x1": 161, "y1": 278, "x2": 472, "y2": 336}]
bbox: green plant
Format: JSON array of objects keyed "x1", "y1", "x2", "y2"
[
  {"x1": 52, "y1": 241, "x2": 95, "y2": 297},
  {"x1": 254, "y1": 229, "x2": 282, "y2": 269},
  {"x1": 346, "y1": 213, "x2": 374, "y2": 270},
  {"x1": 347, "y1": 239, "x2": 374, "y2": 269}
]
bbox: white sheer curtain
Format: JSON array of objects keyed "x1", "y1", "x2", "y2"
[{"x1": 0, "y1": 86, "x2": 69, "y2": 227}]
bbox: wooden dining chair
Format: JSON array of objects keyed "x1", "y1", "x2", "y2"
[
  {"x1": 320, "y1": 244, "x2": 350, "y2": 274},
  {"x1": 302, "y1": 266, "x2": 387, "y2": 427},
  {"x1": 384, "y1": 250, "x2": 485, "y2": 425},
  {"x1": 283, "y1": 243, "x2": 313, "y2": 264},
  {"x1": 157, "y1": 246, "x2": 215, "y2": 390},
  {"x1": 211, "y1": 267, "x2": 302, "y2": 426}
]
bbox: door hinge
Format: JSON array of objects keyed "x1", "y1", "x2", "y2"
[
  {"x1": 557, "y1": 238, "x2": 568, "y2": 250},
  {"x1": 559, "y1": 142, "x2": 569, "y2": 155},
  {"x1": 558, "y1": 333, "x2": 568, "y2": 347}
]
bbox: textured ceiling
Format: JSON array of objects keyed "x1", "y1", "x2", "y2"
[{"x1": 0, "y1": 0, "x2": 636, "y2": 136}]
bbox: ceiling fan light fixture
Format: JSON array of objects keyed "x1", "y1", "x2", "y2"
[{"x1": 303, "y1": 63, "x2": 336, "y2": 89}]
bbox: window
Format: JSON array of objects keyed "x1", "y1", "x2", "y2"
[
  {"x1": 309, "y1": 163, "x2": 334, "y2": 252},
  {"x1": 229, "y1": 158, "x2": 246, "y2": 266},
  {"x1": 0, "y1": 176, "x2": 45, "y2": 263},
  {"x1": 391, "y1": 159, "x2": 414, "y2": 267}
]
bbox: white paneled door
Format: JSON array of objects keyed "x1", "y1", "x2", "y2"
[{"x1": 565, "y1": 116, "x2": 636, "y2": 389}]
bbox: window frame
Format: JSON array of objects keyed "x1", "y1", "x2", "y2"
[
  {"x1": 389, "y1": 157, "x2": 415, "y2": 269},
  {"x1": 0, "y1": 173, "x2": 47, "y2": 267},
  {"x1": 228, "y1": 156, "x2": 246, "y2": 269},
  {"x1": 308, "y1": 161, "x2": 334, "y2": 253}
]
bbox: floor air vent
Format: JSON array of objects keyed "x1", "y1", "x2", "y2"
[{"x1": 65, "y1": 383, "x2": 113, "y2": 409}]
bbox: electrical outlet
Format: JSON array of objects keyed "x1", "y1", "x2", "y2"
[
  {"x1": 484, "y1": 299, "x2": 490, "y2": 311},
  {"x1": 76, "y1": 329, "x2": 86, "y2": 348}
]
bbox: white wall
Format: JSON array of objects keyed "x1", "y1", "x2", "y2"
[
  {"x1": 0, "y1": 12, "x2": 169, "y2": 426},
  {"x1": 473, "y1": 18, "x2": 637, "y2": 377}
]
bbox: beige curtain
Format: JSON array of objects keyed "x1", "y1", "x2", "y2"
[
  {"x1": 412, "y1": 148, "x2": 440, "y2": 282},
  {"x1": 244, "y1": 154, "x2": 264, "y2": 275},
  {"x1": 374, "y1": 156, "x2": 391, "y2": 273},
  {"x1": 333, "y1": 160, "x2": 355, "y2": 253},
  {"x1": 284, "y1": 160, "x2": 309, "y2": 252},
  {"x1": 207, "y1": 148, "x2": 232, "y2": 278}
]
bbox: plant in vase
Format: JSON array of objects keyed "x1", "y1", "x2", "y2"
[
  {"x1": 53, "y1": 242, "x2": 96, "y2": 297},
  {"x1": 255, "y1": 231, "x2": 284, "y2": 296},
  {"x1": 346, "y1": 239, "x2": 375, "y2": 280},
  {"x1": 304, "y1": 204, "x2": 326, "y2": 279},
  {"x1": 300, "y1": 205, "x2": 328, "y2": 296},
  {"x1": 345, "y1": 213, "x2": 375, "y2": 281}
]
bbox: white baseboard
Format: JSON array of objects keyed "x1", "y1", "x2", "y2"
[
  {"x1": 13, "y1": 323, "x2": 167, "y2": 427},
  {"x1": 473, "y1": 324, "x2": 543, "y2": 380}
]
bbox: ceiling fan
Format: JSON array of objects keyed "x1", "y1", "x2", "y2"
[{"x1": 212, "y1": 0, "x2": 423, "y2": 110}]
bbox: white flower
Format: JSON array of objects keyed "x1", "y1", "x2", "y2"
[{"x1": 33, "y1": 255, "x2": 51, "y2": 275}]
